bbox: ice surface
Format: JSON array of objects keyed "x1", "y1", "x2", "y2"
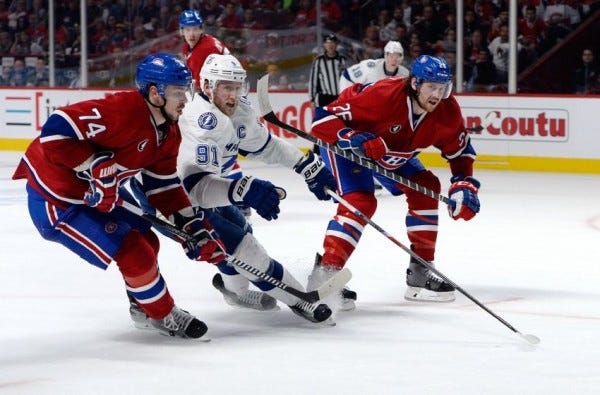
[{"x1": 1, "y1": 151, "x2": 599, "y2": 394}]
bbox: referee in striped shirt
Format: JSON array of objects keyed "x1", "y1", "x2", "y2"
[{"x1": 308, "y1": 34, "x2": 347, "y2": 108}]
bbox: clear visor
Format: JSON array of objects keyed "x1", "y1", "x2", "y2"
[
  {"x1": 214, "y1": 79, "x2": 248, "y2": 97},
  {"x1": 419, "y1": 80, "x2": 453, "y2": 99},
  {"x1": 164, "y1": 83, "x2": 194, "y2": 102}
]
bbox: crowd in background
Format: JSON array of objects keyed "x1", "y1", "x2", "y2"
[{"x1": 0, "y1": 0, "x2": 598, "y2": 93}]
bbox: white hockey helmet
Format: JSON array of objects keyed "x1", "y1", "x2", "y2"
[
  {"x1": 384, "y1": 40, "x2": 404, "y2": 55},
  {"x1": 199, "y1": 54, "x2": 248, "y2": 96}
]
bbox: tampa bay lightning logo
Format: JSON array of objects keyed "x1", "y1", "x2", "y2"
[
  {"x1": 198, "y1": 112, "x2": 217, "y2": 130},
  {"x1": 237, "y1": 125, "x2": 247, "y2": 139}
]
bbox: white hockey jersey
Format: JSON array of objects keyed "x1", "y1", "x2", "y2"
[
  {"x1": 177, "y1": 93, "x2": 304, "y2": 208},
  {"x1": 339, "y1": 58, "x2": 410, "y2": 91}
]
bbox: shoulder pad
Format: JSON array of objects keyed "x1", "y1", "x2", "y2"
[{"x1": 366, "y1": 61, "x2": 376, "y2": 68}]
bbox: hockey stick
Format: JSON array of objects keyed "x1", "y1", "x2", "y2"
[
  {"x1": 256, "y1": 74, "x2": 458, "y2": 207},
  {"x1": 118, "y1": 199, "x2": 351, "y2": 304},
  {"x1": 325, "y1": 188, "x2": 540, "y2": 345}
]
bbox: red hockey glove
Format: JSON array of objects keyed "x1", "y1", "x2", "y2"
[
  {"x1": 448, "y1": 176, "x2": 480, "y2": 221},
  {"x1": 337, "y1": 128, "x2": 388, "y2": 161},
  {"x1": 84, "y1": 153, "x2": 119, "y2": 212},
  {"x1": 173, "y1": 209, "x2": 227, "y2": 264}
]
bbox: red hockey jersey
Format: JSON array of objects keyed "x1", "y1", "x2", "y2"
[
  {"x1": 311, "y1": 77, "x2": 475, "y2": 177},
  {"x1": 182, "y1": 34, "x2": 228, "y2": 89},
  {"x1": 13, "y1": 91, "x2": 191, "y2": 216}
]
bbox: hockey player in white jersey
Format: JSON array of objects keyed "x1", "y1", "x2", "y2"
[
  {"x1": 339, "y1": 41, "x2": 409, "y2": 91},
  {"x1": 175, "y1": 53, "x2": 338, "y2": 323}
]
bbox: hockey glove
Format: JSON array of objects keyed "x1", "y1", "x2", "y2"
[
  {"x1": 83, "y1": 153, "x2": 119, "y2": 212},
  {"x1": 172, "y1": 209, "x2": 226, "y2": 263},
  {"x1": 336, "y1": 128, "x2": 388, "y2": 161},
  {"x1": 294, "y1": 151, "x2": 336, "y2": 200},
  {"x1": 228, "y1": 175, "x2": 280, "y2": 221},
  {"x1": 448, "y1": 176, "x2": 480, "y2": 221}
]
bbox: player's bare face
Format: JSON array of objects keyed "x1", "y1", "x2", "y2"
[
  {"x1": 415, "y1": 82, "x2": 447, "y2": 113},
  {"x1": 385, "y1": 52, "x2": 402, "y2": 69},
  {"x1": 163, "y1": 85, "x2": 189, "y2": 120},
  {"x1": 182, "y1": 26, "x2": 202, "y2": 47},
  {"x1": 212, "y1": 81, "x2": 243, "y2": 116}
]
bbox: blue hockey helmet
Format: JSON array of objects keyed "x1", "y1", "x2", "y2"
[
  {"x1": 410, "y1": 55, "x2": 453, "y2": 98},
  {"x1": 179, "y1": 9, "x2": 203, "y2": 28},
  {"x1": 135, "y1": 53, "x2": 192, "y2": 97}
]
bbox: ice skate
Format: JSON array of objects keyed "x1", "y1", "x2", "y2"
[
  {"x1": 129, "y1": 302, "x2": 152, "y2": 330},
  {"x1": 308, "y1": 253, "x2": 357, "y2": 311},
  {"x1": 149, "y1": 306, "x2": 209, "y2": 340},
  {"x1": 289, "y1": 301, "x2": 335, "y2": 325},
  {"x1": 212, "y1": 273, "x2": 279, "y2": 311},
  {"x1": 405, "y1": 257, "x2": 455, "y2": 302}
]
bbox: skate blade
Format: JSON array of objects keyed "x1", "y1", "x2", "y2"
[{"x1": 404, "y1": 286, "x2": 456, "y2": 303}]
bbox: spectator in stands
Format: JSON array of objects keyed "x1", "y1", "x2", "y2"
[
  {"x1": 292, "y1": 0, "x2": 316, "y2": 28},
  {"x1": 543, "y1": 0, "x2": 581, "y2": 28},
  {"x1": 31, "y1": 57, "x2": 49, "y2": 86},
  {"x1": 9, "y1": 30, "x2": 29, "y2": 55},
  {"x1": 573, "y1": 48, "x2": 599, "y2": 94},
  {"x1": 242, "y1": 8, "x2": 264, "y2": 30},
  {"x1": 541, "y1": 12, "x2": 571, "y2": 52},
  {"x1": 217, "y1": 2, "x2": 243, "y2": 31},
  {"x1": 519, "y1": 5, "x2": 547, "y2": 65},
  {"x1": 0, "y1": 30, "x2": 12, "y2": 53},
  {"x1": 7, "y1": 58, "x2": 30, "y2": 86},
  {"x1": 488, "y1": 24, "x2": 521, "y2": 84},
  {"x1": 466, "y1": 48, "x2": 497, "y2": 92},
  {"x1": 319, "y1": 0, "x2": 342, "y2": 32},
  {"x1": 380, "y1": 6, "x2": 405, "y2": 42},
  {"x1": 411, "y1": 4, "x2": 444, "y2": 50},
  {"x1": 362, "y1": 25, "x2": 384, "y2": 58}
]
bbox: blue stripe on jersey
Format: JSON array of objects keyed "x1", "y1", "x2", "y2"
[
  {"x1": 250, "y1": 259, "x2": 282, "y2": 292},
  {"x1": 41, "y1": 113, "x2": 81, "y2": 140},
  {"x1": 239, "y1": 132, "x2": 271, "y2": 156},
  {"x1": 314, "y1": 106, "x2": 333, "y2": 122},
  {"x1": 182, "y1": 171, "x2": 212, "y2": 194},
  {"x1": 406, "y1": 213, "x2": 438, "y2": 228},
  {"x1": 128, "y1": 275, "x2": 167, "y2": 303},
  {"x1": 221, "y1": 155, "x2": 238, "y2": 174},
  {"x1": 327, "y1": 217, "x2": 362, "y2": 244},
  {"x1": 139, "y1": 172, "x2": 180, "y2": 195},
  {"x1": 442, "y1": 139, "x2": 477, "y2": 161}
]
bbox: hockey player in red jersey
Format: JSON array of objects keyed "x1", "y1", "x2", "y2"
[
  {"x1": 12, "y1": 53, "x2": 225, "y2": 340},
  {"x1": 308, "y1": 55, "x2": 481, "y2": 307},
  {"x1": 180, "y1": 9, "x2": 229, "y2": 90}
]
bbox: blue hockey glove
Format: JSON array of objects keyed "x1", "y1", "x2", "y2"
[
  {"x1": 294, "y1": 151, "x2": 336, "y2": 200},
  {"x1": 448, "y1": 176, "x2": 480, "y2": 221},
  {"x1": 336, "y1": 128, "x2": 388, "y2": 161},
  {"x1": 172, "y1": 209, "x2": 226, "y2": 263},
  {"x1": 228, "y1": 176, "x2": 280, "y2": 221},
  {"x1": 84, "y1": 153, "x2": 119, "y2": 212}
]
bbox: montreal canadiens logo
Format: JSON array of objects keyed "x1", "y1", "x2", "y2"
[
  {"x1": 198, "y1": 112, "x2": 217, "y2": 130},
  {"x1": 390, "y1": 125, "x2": 402, "y2": 134},
  {"x1": 137, "y1": 139, "x2": 149, "y2": 151}
]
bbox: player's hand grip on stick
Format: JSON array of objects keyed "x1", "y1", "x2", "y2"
[
  {"x1": 448, "y1": 176, "x2": 480, "y2": 221},
  {"x1": 83, "y1": 153, "x2": 119, "y2": 212},
  {"x1": 172, "y1": 209, "x2": 226, "y2": 263},
  {"x1": 228, "y1": 175, "x2": 282, "y2": 221},
  {"x1": 294, "y1": 151, "x2": 337, "y2": 201},
  {"x1": 336, "y1": 128, "x2": 388, "y2": 161}
]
